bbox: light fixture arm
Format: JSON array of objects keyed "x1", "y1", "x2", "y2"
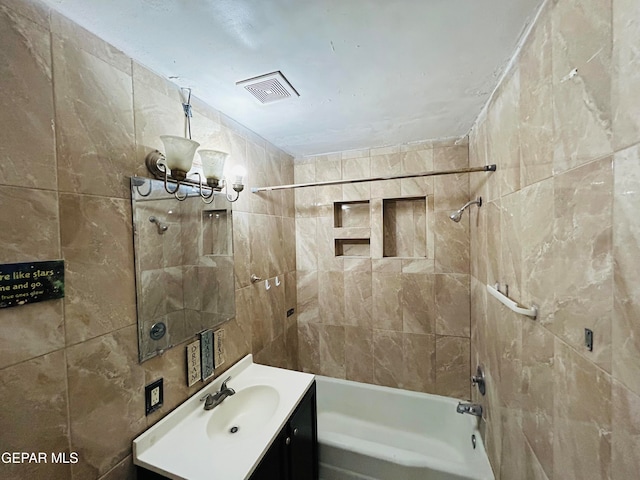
[{"x1": 144, "y1": 149, "x2": 244, "y2": 203}]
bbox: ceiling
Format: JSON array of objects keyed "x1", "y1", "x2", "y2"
[{"x1": 43, "y1": 0, "x2": 543, "y2": 156}]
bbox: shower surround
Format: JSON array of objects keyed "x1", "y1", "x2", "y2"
[
  {"x1": 294, "y1": 140, "x2": 474, "y2": 399},
  {"x1": 468, "y1": 0, "x2": 640, "y2": 478}
]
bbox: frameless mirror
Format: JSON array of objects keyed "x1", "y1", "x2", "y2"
[{"x1": 131, "y1": 177, "x2": 235, "y2": 362}]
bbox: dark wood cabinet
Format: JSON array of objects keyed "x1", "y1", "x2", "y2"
[
  {"x1": 250, "y1": 381, "x2": 318, "y2": 480},
  {"x1": 137, "y1": 381, "x2": 318, "y2": 480}
]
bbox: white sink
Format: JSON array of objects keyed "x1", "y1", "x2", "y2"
[
  {"x1": 206, "y1": 385, "x2": 280, "y2": 440},
  {"x1": 133, "y1": 355, "x2": 315, "y2": 480}
]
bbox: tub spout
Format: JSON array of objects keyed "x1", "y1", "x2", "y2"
[{"x1": 456, "y1": 402, "x2": 483, "y2": 417}]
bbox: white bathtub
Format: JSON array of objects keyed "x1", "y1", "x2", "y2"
[{"x1": 316, "y1": 376, "x2": 495, "y2": 480}]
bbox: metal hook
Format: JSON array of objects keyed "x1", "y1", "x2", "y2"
[
  {"x1": 274, "y1": 276, "x2": 281, "y2": 287},
  {"x1": 265, "y1": 279, "x2": 271, "y2": 290}
]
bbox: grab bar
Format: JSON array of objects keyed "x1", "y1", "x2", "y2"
[{"x1": 486, "y1": 283, "x2": 537, "y2": 319}]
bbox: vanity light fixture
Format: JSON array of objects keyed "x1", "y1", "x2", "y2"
[{"x1": 143, "y1": 88, "x2": 246, "y2": 203}]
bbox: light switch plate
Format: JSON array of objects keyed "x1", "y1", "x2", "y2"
[
  {"x1": 145, "y1": 378, "x2": 163, "y2": 415},
  {"x1": 186, "y1": 340, "x2": 202, "y2": 387}
]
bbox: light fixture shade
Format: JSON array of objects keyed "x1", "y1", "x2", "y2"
[
  {"x1": 159, "y1": 135, "x2": 200, "y2": 180},
  {"x1": 198, "y1": 149, "x2": 228, "y2": 181}
]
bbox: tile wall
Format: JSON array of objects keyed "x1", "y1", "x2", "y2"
[
  {"x1": 295, "y1": 140, "x2": 474, "y2": 398},
  {"x1": 0, "y1": 1, "x2": 296, "y2": 478},
  {"x1": 469, "y1": 0, "x2": 640, "y2": 478}
]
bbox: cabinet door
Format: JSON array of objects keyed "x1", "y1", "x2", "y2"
[
  {"x1": 288, "y1": 383, "x2": 318, "y2": 480},
  {"x1": 250, "y1": 428, "x2": 287, "y2": 480}
]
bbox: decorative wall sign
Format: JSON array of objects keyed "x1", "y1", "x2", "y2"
[
  {"x1": 200, "y1": 329, "x2": 215, "y2": 381},
  {"x1": 186, "y1": 340, "x2": 202, "y2": 387},
  {"x1": 0, "y1": 260, "x2": 64, "y2": 309}
]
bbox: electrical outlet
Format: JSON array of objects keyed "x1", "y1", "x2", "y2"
[{"x1": 145, "y1": 379, "x2": 163, "y2": 415}]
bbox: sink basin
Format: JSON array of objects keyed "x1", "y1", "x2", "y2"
[
  {"x1": 133, "y1": 354, "x2": 315, "y2": 480},
  {"x1": 206, "y1": 385, "x2": 280, "y2": 440}
]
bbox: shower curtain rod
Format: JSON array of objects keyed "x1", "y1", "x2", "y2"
[{"x1": 251, "y1": 164, "x2": 497, "y2": 193}]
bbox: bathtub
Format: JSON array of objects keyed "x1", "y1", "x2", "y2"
[{"x1": 315, "y1": 376, "x2": 495, "y2": 480}]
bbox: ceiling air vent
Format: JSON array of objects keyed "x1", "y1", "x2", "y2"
[{"x1": 236, "y1": 71, "x2": 299, "y2": 104}]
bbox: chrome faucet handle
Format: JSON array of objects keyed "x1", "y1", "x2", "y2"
[{"x1": 220, "y1": 376, "x2": 231, "y2": 390}]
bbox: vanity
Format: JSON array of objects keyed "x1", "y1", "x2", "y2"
[{"x1": 134, "y1": 355, "x2": 317, "y2": 480}]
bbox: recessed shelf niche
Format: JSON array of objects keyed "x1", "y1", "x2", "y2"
[
  {"x1": 334, "y1": 200, "x2": 370, "y2": 228},
  {"x1": 383, "y1": 197, "x2": 427, "y2": 258},
  {"x1": 202, "y1": 209, "x2": 229, "y2": 255},
  {"x1": 335, "y1": 238, "x2": 370, "y2": 257}
]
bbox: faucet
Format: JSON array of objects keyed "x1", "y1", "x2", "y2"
[
  {"x1": 456, "y1": 402, "x2": 483, "y2": 417},
  {"x1": 200, "y1": 376, "x2": 235, "y2": 411}
]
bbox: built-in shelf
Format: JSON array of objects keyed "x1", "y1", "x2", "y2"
[
  {"x1": 383, "y1": 197, "x2": 427, "y2": 258},
  {"x1": 335, "y1": 238, "x2": 370, "y2": 257},
  {"x1": 334, "y1": 200, "x2": 370, "y2": 228},
  {"x1": 202, "y1": 209, "x2": 229, "y2": 255}
]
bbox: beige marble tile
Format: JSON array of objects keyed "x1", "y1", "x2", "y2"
[
  {"x1": 485, "y1": 200, "x2": 501, "y2": 286},
  {"x1": 435, "y1": 335, "x2": 470, "y2": 399},
  {"x1": 60, "y1": 194, "x2": 137, "y2": 345},
  {"x1": 0, "y1": 300, "x2": 64, "y2": 370},
  {"x1": 520, "y1": 178, "x2": 555, "y2": 325},
  {"x1": 50, "y1": 11, "x2": 131, "y2": 74},
  {"x1": 434, "y1": 210, "x2": 470, "y2": 274},
  {"x1": 67, "y1": 326, "x2": 146, "y2": 479},
  {"x1": 402, "y1": 273, "x2": 435, "y2": 334},
  {"x1": 298, "y1": 322, "x2": 320, "y2": 374},
  {"x1": 553, "y1": 337, "x2": 612, "y2": 480},
  {"x1": 553, "y1": 158, "x2": 613, "y2": 372},
  {"x1": 552, "y1": 0, "x2": 613, "y2": 172},
  {"x1": 519, "y1": 12, "x2": 554, "y2": 188},
  {"x1": 373, "y1": 329, "x2": 403, "y2": 388},
  {"x1": 469, "y1": 114, "x2": 491, "y2": 202},
  {"x1": 344, "y1": 271, "x2": 372, "y2": 328},
  {"x1": 435, "y1": 274, "x2": 470, "y2": 337},
  {"x1": 249, "y1": 143, "x2": 278, "y2": 216},
  {"x1": 319, "y1": 324, "x2": 345, "y2": 378},
  {"x1": 317, "y1": 216, "x2": 343, "y2": 271},
  {"x1": 53, "y1": 36, "x2": 135, "y2": 198},
  {"x1": 0, "y1": 6, "x2": 56, "y2": 190},
  {"x1": 0, "y1": 186, "x2": 60, "y2": 262},
  {"x1": 498, "y1": 409, "x2": 525, "y2": 480},
  {"x1": 612, "y1": 144, "x2": 640, "y2": 397},
  {"x1": 370, "y1": 153, "x2": 402, "y2": 199},
  {"x1": 403, "y1": 333, "x2": 436, "y2": 393},
  {"x1": 612, "y1": 0, "x2": 640, "y2": 150},
  {"x1": 296, "y1": 270, "x2": 318, "y2": 324},
  {"x1": 295, "y1": 217, "x2": 318, "y2": 271},
  {"x1": 488, "y1": 69, "x2": 521, "y2": 196},
  {"x1": 469, "y1": 195, "x2": 488, "y2": 285},
  {"x1": 372, "y1": 272, "x2": 402, "y2": 331},
  {"x1": 98, "y1": 455, "x2": 136, "y2": 480},
  {"x1": 249, "y1": 214, "x2": 283, "y2": 278},
  {"x1": 524, "y1": 439, "x2": 551, "y2": 480},
  {"x1": 143, "y1": 343, "x2": 192, "y2": 426},
  {"x1": 318, "y1": 271, "x2": 345, "y2": 325},
  {"x1": 612, "y1": 380, "x2": 640, "y2": 479},
  {"x1": 521, "y1": 321, "x2": 554, "y2": 479},
  {"x1": 232, "y1": 211, "x2": 251, "y2": 289},
  {"x1": 433, "y1": 145, "x2": 469, "y2": 212},
  {"x1": 345, "y1": 326, "x2": 373, "y2": 383},
  {"x1": 500, "y1": 191, "x2": 522, "y2": 300},
  {"x1": 342, "y1": 156, "x2": 371, "y2": 200},
  {"x1": 400, "y1": 148, "x2": 434, "y2": 196},
  {"x1": 316, "y1": 154, "x2": 342, "y2": 181},
  {"x1": 0, "y1": 350, "x2": 71, "y2": 480},
  {"x1": 0, "y1": 0, "x2": 50, "y2": 27}
]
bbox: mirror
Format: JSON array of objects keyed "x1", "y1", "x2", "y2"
[{"x1": 131, "y1": 177, "x2": 235, "y2": 362}]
